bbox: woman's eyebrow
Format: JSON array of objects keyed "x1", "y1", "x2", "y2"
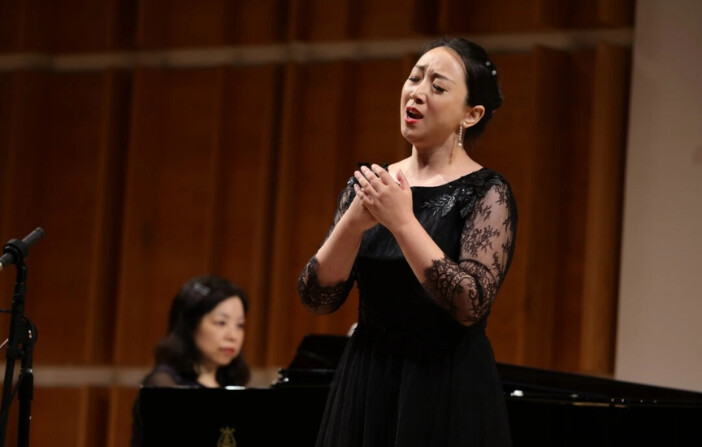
[{"x1": 413, "y1": 64, "x2": 455, "y2": 83}]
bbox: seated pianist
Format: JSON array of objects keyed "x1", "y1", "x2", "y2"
[{"x1": 130, "y1": 275, "x2": 250, "y2": 447}]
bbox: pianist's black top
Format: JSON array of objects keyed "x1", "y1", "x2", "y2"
[{"x1": 299, "y1": 168, "x2": 517, "y2": 447}]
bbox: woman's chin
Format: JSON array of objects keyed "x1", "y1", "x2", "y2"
[
  {"x1": 212, "y1": 355, "x2": 236, "y2": 367},
  {"x1": 400, "y1": 127, "x2": 421, "y2": 145}
]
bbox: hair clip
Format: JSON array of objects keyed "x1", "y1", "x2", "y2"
[
  {"x1": 193, "y1": 282, "x2": 211, "y2": 296},
  {"x1": 484, "y1": 60, "x2": 497, "y2": 76}
]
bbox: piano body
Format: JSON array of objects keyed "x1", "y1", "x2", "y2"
[{"x1": 140, "y1": 335, "x2": 702, "y2": 446}]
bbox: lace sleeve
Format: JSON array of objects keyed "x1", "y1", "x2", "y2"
[
  {"x1": 422, "y1": 182, "x2": 517, "y2": 325},
  {"x1": 298, "y1": 185, "x2": 356, "y2": 314}
]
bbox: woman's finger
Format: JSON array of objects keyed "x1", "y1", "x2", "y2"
[
  {"x1": 355, "y1": 170, "x2": 378, "y2": 196},
  {"x1": 371, "y1": 164, "x2": 394, "y2": 185},
  {"x1": 354, "y1": 170, "x2": 370, "y2": 188},
  {"x1": 354, "y1": 183, "x2": 375, "y2": 206},
  {"x1": 360, "y1": 166, "x2": 382, "y2": 186},
  {"x1": 395, "y1": 168, "x2": 410, "y2": 190}
]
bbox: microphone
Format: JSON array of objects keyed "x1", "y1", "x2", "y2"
[{"x1": 0, "y1": 227, "x2": 45, "y2": 272}]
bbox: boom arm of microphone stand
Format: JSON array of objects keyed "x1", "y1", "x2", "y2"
[{"x1": 0, "y1": 228, "x2": 43, "y2": 447}]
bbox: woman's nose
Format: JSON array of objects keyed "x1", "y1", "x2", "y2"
[
  {"x1": 409, "y1": 84, "x2": 425, "y2": 103},
  {"x1": 225, "y1": 326, "x2": 238, "y2": 340}
]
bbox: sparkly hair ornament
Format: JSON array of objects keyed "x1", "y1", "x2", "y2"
[
  {"x1": 192, "y1": 282, "x2": 211, "y2": 296},
  {"x1": 485, "y1": 60, "x2": 497, "y2": 76}
]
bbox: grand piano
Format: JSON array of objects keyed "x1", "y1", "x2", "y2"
[{"x1": 140, "y1": 334, "x2": 702, "y2": 446}]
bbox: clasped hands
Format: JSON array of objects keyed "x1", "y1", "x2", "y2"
[{"x1": 350, "y1": 164, "x2": 413, "y2": 233}]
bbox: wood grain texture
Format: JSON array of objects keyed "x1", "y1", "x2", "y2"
[
  {"x1": 113, "y1": 67, "x2": 225, "y2": 365},
  {"x1": 579, "y1": 44, "x2": 630, "y2": 374},
  {"x1": 0, "y1": 3, "x2": 635, "y2": 443},
  {"x1": 215, "y1": 65, "x2": 282, "y2": 366},
  {"x1": 0, "y1": 71, "x2": 127, "y2": 364}
]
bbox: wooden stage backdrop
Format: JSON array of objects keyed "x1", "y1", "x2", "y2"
[{"x1": 0, "y1": 0, "x2": 633, "y2": 445}]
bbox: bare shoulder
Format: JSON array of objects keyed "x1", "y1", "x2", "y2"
[{"x1": 387, "y1": 158, "x2": 411, "y2": 181}]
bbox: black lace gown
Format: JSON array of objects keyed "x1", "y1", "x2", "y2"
[{"x1": 298, "y1": 168, "x2": 517, "y2": 447}]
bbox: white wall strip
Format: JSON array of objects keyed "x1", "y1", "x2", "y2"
[{"x1": 0, "y1": 364, "x2": 281, "y2": 388}]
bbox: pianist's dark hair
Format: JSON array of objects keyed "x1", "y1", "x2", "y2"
[{"x1": 153, "y1": 275, "x2": 251, "y2": 386}]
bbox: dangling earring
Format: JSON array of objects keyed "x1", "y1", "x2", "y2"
[{"x1": 457, "y1": 123, "x2": 464, "y2": 148}]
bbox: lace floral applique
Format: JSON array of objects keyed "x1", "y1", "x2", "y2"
[
  {"x1": 298, "y1": 256, "x2": 353, "y2": 312},
  {"x1": 421, "y1": 170, "x2": 503, "y2": 218},
  {"x1": 422, "y1": 257, "x2": 490, "y2": 325}
]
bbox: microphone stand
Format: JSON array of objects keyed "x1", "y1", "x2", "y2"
[
  {"x1": 0, "y1": 229, "x2": 43, "y2": 447},
  {"x1": 17, "y1": 316, "x2": 36, "y2": 447}
]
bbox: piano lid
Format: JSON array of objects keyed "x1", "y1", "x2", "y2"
[
  {"x1": 276, "y1": 333, "x2": 702, "y2": 407},
  {"x1": 140, "y1": 334, "x2": 702, "y2": 447},
  {"x1": 497, "y1": 362, "x2": 702, "y2": 407}
]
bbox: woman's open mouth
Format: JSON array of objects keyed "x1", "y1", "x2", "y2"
[{"x1": 405, "y1": 107, "x2": 423, "y2": 123}]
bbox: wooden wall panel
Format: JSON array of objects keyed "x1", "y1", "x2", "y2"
[
  {"x1": 267, "y1": 61, "x2": 356, "y2": 366},
  {"x1": 77, "y1": 387, "x2": 111, "y2": 447},
  {"x1": 550, "y1": 50, "x2": 595, "y2": 372},
  {"x1": 354, "y1": 0, "x2": 425, "y2": 39},
  {"x1": 0, "y1": 56, "x2": 631, "y2": 374},
  {"x1": 0, "y1": 2, "x2": 636, "y2": 444},
  {"x1": 0, "y1": 73, "x2": 15, "y2": 351},
  {"x1": 113, "y1": 67, "x2": 225, "y2": 365},
  {"x1": 566, "y1": 0, "x2": 634, "y2": 27},
  {"x1": 442, "y1": 0, "x2": 545, "y2": 34},
  {"x1": 520, "y1": 47, "x2": 570, "y2": 368},
  {"x1": 216, "y1": 65, "x2": 282, "y2": 366},
  {"x1": 442, "y1": 0, "x2": 634, "y2": 33},
  {"x1": 37, "y1": 0, "x2": 136, "y2": 53},
  {"x1": 84, "y1": 70, "x2": 132, "y2": 364},
  {"x1": 29, "y1": 72, "x2": 117, "y2": 364},
  {"x1": 0, "y1": 0, "x2": 137, "y2": 53},
  {"x1": 474, "y1": 48, "x2": 571, "y2": 369},
  {"x1": 0, "y1": 0, "x2": 40, "y2": 52},
  {"x1": 0, "y1": 72, "x2": 45, "y2": 273},
  {"x1": 106, "y1": 386, "x2": 139, "y2": 447},
  {"x1": 0, "y1": 0, "x2": 23, "y2": 52},
  {"x1": 595, "y1": 0, "x2": 635, "y2": 27},
  {"x1": 351, "y1": 59, "x2": 411, "y2": 177},
  {"x1": 137, "y1": 0, "x2": 287, "y2": 48},
  {"x1": 288, "y1": 0, "x2": 354, "y2": 41},
  {"x1": 0, "y1": 74, "x2": 11, "y2": 218},
  {"x1": 477, "y1": 46, "x2": 628, "y2": 375},
  {"x1": 0, "y1": 71, "x2": 127, "y2": 365},
  {"x1": 474, "y1": 53, "x2": 536, "y2": 364},
  {"x1": 0, "y1": 0, "x2": 634, "y2": 54},
  {"x1": 137, "y1": 0, "x2": 230, "y2": 48},
  {"x1": 534, "y1": 0, "x2": 569, "y2": 28},
  {"x1": 225, "y1": 0, "x2": 289, "y2": 44},
  {"x1": 579, "y1": 44, "x2": 630, "y2": 375},
  {"x1": 3, "y1": 387, "x2": 98, "y2": 447},
  {"x1": 0, "y1": 72, "x2": 43, "y2": 333}
]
